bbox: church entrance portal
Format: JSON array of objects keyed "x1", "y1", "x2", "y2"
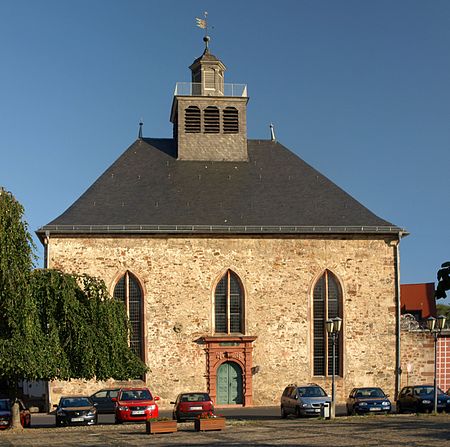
[{"x1": 201, "y1": 335, "x2": 257, "y2": 406}]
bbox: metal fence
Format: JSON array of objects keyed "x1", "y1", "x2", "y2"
[{"x1": 174, "y1": 82, "x2": 248, "y2": 97}]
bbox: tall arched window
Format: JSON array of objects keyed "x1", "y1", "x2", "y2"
[
  {"x1": 204, "y1": 106, "x2": 220, "y2": 133},
  {"x1": 215, "y1": 270, "x2": 244, "y2": 334},
  {"x1": 313, "y1": 270, "x2": 343, "y2": 376},
  {"x1": 114, "y1": 271, "x2": 144, "y2": 360}
]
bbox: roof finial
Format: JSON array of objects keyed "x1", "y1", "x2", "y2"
[
  {"x1": 196, "y1": 11, "x2": 210, "y2": 53},
  {"x1": 270, "y1": 123, "x2": 276, "y2": 141},
  {"x1": 138, "y1": 119, "x2": 143, "y2": 139}
]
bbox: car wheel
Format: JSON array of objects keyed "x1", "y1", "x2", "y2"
[
  {"x1": 346, "y1": 406, "x2": 352, "y2": 416},
  {"x1": 174, "y1": 412, "x2": 183, "y2": 423},
  {"x1": 295, "y1": 407, "x2": 302, "y2": 418},
  {"x1": 114, "y1": 415, "x2": 122, "y2": 424},
  {"x1": 281, "y1": 406, "x2": 287, "y2": 419}
]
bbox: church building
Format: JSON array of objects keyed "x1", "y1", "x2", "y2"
[{"x1": 38, "y1": 35, "x2": 406, "y2": 408}]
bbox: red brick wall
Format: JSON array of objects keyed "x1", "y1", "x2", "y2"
[{"x1": 438, "y1": 336, "x2": 450, "y2": 391}]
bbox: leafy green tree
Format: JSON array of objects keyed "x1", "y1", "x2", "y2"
[
  {"x1": 0, "y1": 188, "x2": 147, "y2": 428},
  {"x1": 436, "y1": 303, "x2": 450, "y2": 321}
]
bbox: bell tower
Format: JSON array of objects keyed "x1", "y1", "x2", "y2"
[{"x1": 170, "y1": 34, "x2": 249, "y2": 161}]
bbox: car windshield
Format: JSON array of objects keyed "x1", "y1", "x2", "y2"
[
  {"x1": 61, "y1": 397, "x2": 92, "y2": 407},
  {"x1": 355, "y1": 388, "x2": 385, "y2": 398},
  {"x1": 0, "y1": 400, "x2": 10, "y2": 411},
  {"x1": 297, "y1": 386, "x2": 326, "y2": 397},
  {"x1": 120, "y1": 389, "x2": 152, "y2": 401},
  {"x1": 414, "y1": 386, "x2": 442, "y2": 396},
  {"x1": 180, "y1": 393, "x2": 211, "y2": 402}
]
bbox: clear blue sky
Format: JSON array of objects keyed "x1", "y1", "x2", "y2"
[{"x1": 1, "y1": 1, "x2": 450, "y2": 301}]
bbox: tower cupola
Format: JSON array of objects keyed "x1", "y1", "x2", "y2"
[{"x1": 189, "y1": 36, "x2": 226, "y2": 96}]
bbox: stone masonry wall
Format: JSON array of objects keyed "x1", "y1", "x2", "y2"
[
  {"x1": 400, "y1": 329, "x2": 435, "y2": 389},
  {"x1": 176, "y1": 96, "x2": 248, "y2": 161},
  {"x1": 47, "y1": 234, "x2": 397, "y2": 409}
]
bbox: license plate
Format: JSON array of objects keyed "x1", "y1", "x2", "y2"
[
  {"x1": 314, "y1": 409, "x2": 320, "y2": 412},
  {"x1": 190, "y1": 406, "x2": 202, "y2": 410},
  {"x1": 369, "y1": 407, "x2": 381, "y2": 411},
  {"x1": 0, "y1": 421, "x2": 9, "y2": 425},
  {"x1": 71, "y1": 417, "x2": 84, "y2": 422},
  {"x1": 132, "y1": 410, "x2": 145, "y2": 415}
]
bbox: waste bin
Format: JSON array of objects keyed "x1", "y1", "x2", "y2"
[{"x1": 320, "y1": 402, "x2": 330, "y2": 419}]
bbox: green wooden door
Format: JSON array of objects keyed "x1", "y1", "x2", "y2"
[{"x1": 216, "y1": 362, "x2": 243, "y2": 405}]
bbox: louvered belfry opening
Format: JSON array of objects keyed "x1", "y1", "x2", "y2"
[
  {"x1": 313, "y1": 271, "x2": 343, "y2": 376},
  {"x1": 215, "y1": 270, "x2": 244, "y2": 334},
  {"x1": 223, "y1": 107, "x2": 239, "y2": 133},
  {"x1": 113, "y1": 271, "x2": 144, "y2": 360},
  {"x1": 185, "y1": 106, "x2": 201, "y2": 133},
  {"x1": 204, "y1": 106, "x2": 220, "y2": 133}
]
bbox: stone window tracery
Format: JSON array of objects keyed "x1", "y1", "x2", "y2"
[
  {"x1": 313, "y1": 270, "x2": 343, "y2": 376},
  {"x1": 113, "y1": 271, "x2": 144, "y2": 360},
  {"x1": 214, "y1": 270, "x2": 244, "y2": 334}
]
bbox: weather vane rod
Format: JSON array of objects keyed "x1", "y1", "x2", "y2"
[{"x1": 195, "y1": 11, "x2": 210, "y2": 51}]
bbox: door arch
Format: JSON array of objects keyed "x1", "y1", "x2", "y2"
[{"x1": 216, "y1": 361, "x2": 243, "y2": 405}]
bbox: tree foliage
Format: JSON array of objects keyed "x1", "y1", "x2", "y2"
[
  {"x1": 0, "y1": 188, "x2": 147, "y2": 383},
  {"x1": 436, "y1": 303, "x2": 450, "y2": 321}
]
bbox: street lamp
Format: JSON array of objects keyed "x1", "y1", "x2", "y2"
[
  {"x1": 326, "y1": 316, "x2": 342, "y2": 418},
  {"x1": 426, "y1": 315, "x2": 447, "y2": 414}
]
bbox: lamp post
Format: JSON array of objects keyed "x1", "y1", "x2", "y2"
[
  {"x1": 326, "y1": 316, "x2": 342, "y2": 419},
  {"x1": 426, "y1": 315, "x2": 446, "y2": 414}
]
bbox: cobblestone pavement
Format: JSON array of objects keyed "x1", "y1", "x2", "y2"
[{"x1": 0, "y1": 414, "x2": 449, "y2": 446}]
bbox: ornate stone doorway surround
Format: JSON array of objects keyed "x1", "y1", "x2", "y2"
[{"x1": 201, "y1": 335, "x2": 257, "y2": 406}]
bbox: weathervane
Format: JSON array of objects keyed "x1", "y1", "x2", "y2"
[{"x1": 195, "y1": 11, "x2": 210, "y2": 52}]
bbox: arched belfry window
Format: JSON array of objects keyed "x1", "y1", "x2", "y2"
[
  {"x1": 114, "y1": 271, "x2": 144, "y2": 360},
  {"x1": 185, "y1": 106, "x2": 201, "y2": 133},
  {"x1": 223, "y1": 107, "x2": 239, "y2": 133},
  {"x1": 313, "y1": 270, "x2": 343, "y2": 376},
  {"x1": 214, "y1": 270, "x2": 244, "y2": 334},
  {"x1": 204, "y1": 106, "x2": 220, "y2": 133}
]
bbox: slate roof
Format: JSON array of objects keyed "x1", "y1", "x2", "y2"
[{"x1": 37, "y1": 138, "x2": 404, "y2": 238}]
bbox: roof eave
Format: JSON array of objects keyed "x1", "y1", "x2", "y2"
[{"x1": 36, "y1": 224, "x2": 409, "y2": 244}]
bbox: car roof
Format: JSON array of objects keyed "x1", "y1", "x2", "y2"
[
  {"x1": 354, "y1": 387, "x2": 383, "y2": 390},
  {"x1": 93, "y1": 388, "x2": 120, "y2": 392},
  {"x1": 120, "y1": 387, "x2": 149, "y2": 391},
  {"x1": 179, "y1": 392, "x2": 209, "y2": 395}
]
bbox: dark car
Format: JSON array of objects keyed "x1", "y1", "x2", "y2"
[
  {"x1": 114, "y1": 387, "x2": 159, "y2": 424},
  {"x1": 397, "y1": 385, "x2": 450, "y2": 413},
  {"x1": 90, "y1": 388, "x2": 119, "y2": 414},
  {"x1": 0, "y1": 399, "x2": 31, "y2": 429},
  {"x1": 346, "y1": 387, "x2": 391, "y2": 415},
  {"x1": 54, "y1": 396, "x2": 97, "y2": 426},
  {"x1": 171, "y1": 392, "x2": 214, "y2": 422},
  {"x1": 280, "y1": 384, "x2": 331, "y2": 418}
]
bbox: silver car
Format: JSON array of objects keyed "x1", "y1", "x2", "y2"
[{"x1": 281, "y1": 384, "x2": 331, "y2": 418}]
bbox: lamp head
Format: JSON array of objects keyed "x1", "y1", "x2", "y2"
[
  {"x1": 426, "y1": 316, "x2": 436, "y2": 332},
  {"x1": 333, "y1": 317, "x2": 342, "y2": 333},
  {"x1": 326, "y1": 319, "x2": 334, "y2": 334},
  {"x1": 437, "y1": 315, "x2": 447, "y2": 330}
]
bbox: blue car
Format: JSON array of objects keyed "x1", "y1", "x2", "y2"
[
  {"x1": 397, "y1": 385, "x2": 450, "y2": 413},
  {"x1": 346, "y1": 387, "x2": 391, "y2": 415}
]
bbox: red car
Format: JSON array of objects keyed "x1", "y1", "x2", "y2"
[
  {"x1": 0, "y1": 399, "x2": 31, "y2": 429},
  {"x1": 113, "y1": 387, "x2": 159, "y2": 423},
  {"x1": 171, "y1": 392, "x2": 214, "y2": 422}
]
